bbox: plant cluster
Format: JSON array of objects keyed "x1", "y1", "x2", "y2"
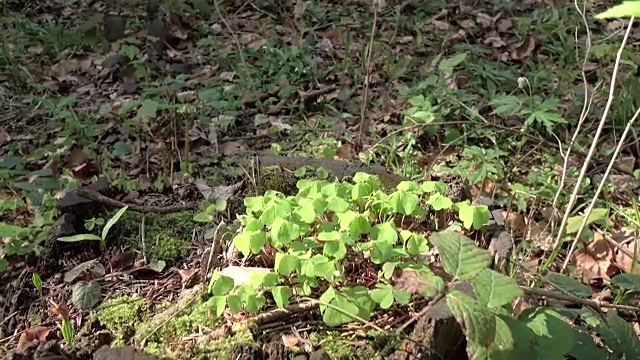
[{"x1": 200, "y1": 173, "x2": 639, "y2": 358}]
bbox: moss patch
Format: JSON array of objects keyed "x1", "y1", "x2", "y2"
[
  {"x1": 309, "y1": 331, "x2": 383, "y2": 360},
  {"x1": 96, "y1": 295, "x2": 146, "y2": 346},
  {"x1": 117, "y1": 211, "x2": 195, "y2": 264}
]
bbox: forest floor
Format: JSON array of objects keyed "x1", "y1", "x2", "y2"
[{"x1": 2, "y1": 0, "x2": 640, "y2": 359}]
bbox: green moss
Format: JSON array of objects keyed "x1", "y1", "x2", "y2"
[
  {"x1": 96, "y1": 295, "x2": 146, "y2": 345},
  {"x1": 309, "y1": 332, "x2": 382, "y2": 360},
  {"x1": 117, "y1": 211, "x2": 195, "y2": 263}
]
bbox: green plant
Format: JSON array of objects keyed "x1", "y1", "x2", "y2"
[
  {"x1": 207, "y1": 173, "x2": 489, "y2": 325},
  {"x1": 489, "y1": 94, "x2": 567, "y2": 134},
  {"x1": 58, "y1": 206, "x2": 128, "y2": 243},
  {"x1": 32, "y1": 272, "x2": 43, "y2": 297}
]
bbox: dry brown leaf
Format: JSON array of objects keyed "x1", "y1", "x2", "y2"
[
  {"x1": 511, "y1": 296, "x2": 533, "y2": 318},
  {"x1": 178, "y1": 268, "x2": 200, "y2": 288},
  {"x1": 497, "y1": 18, "x2": 512, "y2": 32},
  {"x1": 573, "y1": 234, "x2": 617, "y2": 282},
  {"x1": 502, "y1": 210, "x2": 526, "y2": 235},
  {"x1": 615, "y1": 238, "x2": 640, "y2": 274},
  {"x1": 335, "y1": 144, "x2": 354, "y2": 161},
  {"x1": 432, "y1": 20, "x2": 450, "y2": 31},
  {"x1": 220, "y1": 141, "x2": 248, "y2": 156},
  {"x1": 484, "y1": 34, "x2": 506, "y2": 48},
  {"x1": 511, "y1": 36, "x2": 538, "y2": 61},
  {"x1": 458, "y1": 19, "x2": 474, "y2": 30},
  {"x1": 0, "y1": 127, "x2": 10, "y2": 145},
  {"x1": 524, "y1": 220, "x2": 554, "y2": 251},
  {"x1": 17, "y1": 326, "x2": 51, "y2": 353},
  {"x1": 282, "y1": 334, "x2": 300, "y2": 347}
]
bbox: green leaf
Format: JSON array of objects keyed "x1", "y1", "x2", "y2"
[
  {"x1": 569, "y1": 330, "x2": 610, "y2": 360},
  {"x1": 599, "y1": 311, "x2": 640, "y2": 358},
  {"x1": 275, "y1": 253, "x2": 299, "y2": 275},
  {"x1": 209, "y1": 295, "x2": 227, "y2": 317},
  {"x1": 565, "y1": 208, "x2": 609, "y2": 235},
  {"x1": 387, "y1": 190, "x2": 420, "y2": 215},
  {"x1": 0, "y1": 223, "x2": 25, "y2": 237},
  {"x1": 271, "y1": 286, "x2": 292, "y2": 308},
  {"x1": 326, "y1": 196, "x2": 350, "y2": 213},
  {"x1": 405, "y1": 233, "x2": 428, "y2": 255},
  {"x1": 102, "y1": 206, "x2": 128, "y2": 240},
  {"x1": 211, "y1": 275, "x2": 235, "y2": 296},
  {"x1": 430, "y1": 231, "x2": 491, "y2": 280},
  {"x1": 521, "y1": 307, "x2": 575, "y2": 359},
  {"x1": 471, "y1": 269, "x2": 523, "y2": 308},
  {"x1": 427, "y1": 193, "x2": 453, "y2": 211},
  {"x1": 611, "y1": 273, "x2": 640, "y2": 292},
  {"x1": 546, "y1": 272, "x2": 592, "y2": 297},
  {"x1": 61, "y1": 318, "x2": 75, "y2": 344},
  {"x1": 194, "y1": 212, "x2": 214, "y2": 223},
  {"x1": 457, "y1": 202, "x2": 490, "y2": 230},
  {"x1": 446, "y1": 290, "x2": 495, "y2": 346},
  {"x1": 233, "y1": 230, "x2": 267, "y2": 256},
  {"x1": 227, "y1": 294, "x2": 242, "y2": 314},
  {"x1": 270, "y1": 218, "x2": 301, "y2": 246},
  {"x1": 371, "y1": 284, "x2": 395, "y2": 309},
  {"x1": 323, "y1": 241, "x2": 347, "y2": 260},
  {"x1": 372, "y1": 222, "x2": 398, "y2": 244},
  {"x1": 58, "y1": 234, "x2": 103, "y2": 242},
  {"x1": 72, "y1": 281, "x2": 102, "y2": 309},
  {"x1": 595, "y1": 2, "x2": 640, "y2": 19},
  {"x1": 137, "y1": 99, "x2": 159, "y2": 119},
  {"x1": 294, "y1": 200, "x2": 316, "y2": 224}
]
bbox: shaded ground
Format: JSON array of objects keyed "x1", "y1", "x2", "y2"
[{"x1": 2, "y1": 0, "x2": 640, "y2": 359}]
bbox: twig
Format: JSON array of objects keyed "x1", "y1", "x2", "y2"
[
  {"x1": 549, "y1": 17, "x2": 635, "y2": 264},
  {"x1": 213, "y1": 0, "x2": 248, "y2": 78},
  {"x1": 357, "y1": 2, "x2": 380, "y2": 148},
  {"x1": 76, "y1": 187, "x2": 198, "y2": 214},
  {"x1": 140, "y1": 214, "x2": 148, "y2": 264},
  {"x1": 396, "y1": 292, "x2": 445, "y2": 335},
  {"x1": 522, "y1": 286, "x2": 640, "y2": 313},
  {"x1": 563, "y1": 104, "x2": 640, "y2": 271},
  {"x1": 252, "y1": 300, "x2": 319, "y2": 327}
]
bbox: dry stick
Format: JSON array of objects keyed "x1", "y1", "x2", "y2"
[
  {"x1": 357, "y1": 3, "x2": 379, "y2": 147},
  {"x1": 595, "y1": 227, "x2": 640, "y2": 269},
  {"x1": 549, "y1": 18, "x2": 636, "y2": 266},
  {"x1": 213, "y1": 0, "x2": 248, "y2": 78},
  {"x1": 76, "y1": 187, "x2": 198, "y2": 213},
  {"x1": 561, "y1": 31, "x2": 640, "y2": 272},
  {"x1": 550, "y1": 0, "x2": 595, "y2": 227},
  {"x1": 563, "y1": 106, "x2": 640, "y2": 271},
  {"x1": 522, "y1": 286, "x2": 640, "y2": 313}
]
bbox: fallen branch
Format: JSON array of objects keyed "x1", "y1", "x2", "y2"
[{"x1": 76, "y1": 187, "x2": 198, "y2": 214}]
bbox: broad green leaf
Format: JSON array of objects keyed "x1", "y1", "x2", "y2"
[
  {"x1": 446, "y1": 290, "x2": 495, "y2": 346},
  {"x1": 193, "y1": 212, "x2": 214, "y2": 223},
  {"x1": 209, "y1": 295, "x2": 227, "y2": 317},
  {"x1": 371, "y1": 284, "x2": 395, "y2": 309},
  {"x1": 387, "y1": 190, "x2": 420, "y2": 215},
  {"x1": 569, "y1": 330, "x2": 609, "y2": 360},
  {"x1": 275, "y1": 253, "x2": 299, "y2": 275},
  {"x1": 599, "y1": 311, "x2": 640, "y2": 359},
  {"x1": 401, "y1": 268, "x2": 445, "y2": 298},
  {"x1": 102, "y1": 206, "x2": 128, "y2": 240},
  {"x1": 0, "y1": 223, "x2": 25, "y2": 237},
  {"x1": 232, "y1": 230, "x2": 266, "y2": 256},
  {"x1": 611, "y1": 273, "x2": 640, "y2": 292},
  {"x1": 521, "y1": 307, "x2": 575, "y2": 359},
  {"x1": 546, "y1": 272, "x2": 592, "y2": 297},
  {"x1": 430, "y1": 231, "x2": 491, "y2": 280},
  {"x1": 596, "y1": 2, "x2": 640, "y2": 19},
  {"x1": 457, "y1": 202, "x2": 490, "y2": 230},
  {"x1": 427, "y1": 193, "x2": 453, "y2": 210},
  {"x1": 137, "y1": 99, "x2": 159, "y2": 119},
  {"x1": 271, "y1": 286, "x2": 292, "y2": 308},
  {"x1": 565, "y1": 208, "x2": 609, "y2": 235},
  {"x1": 294, "y1": 201, "x2": 316, "y2": 224},
  {"x1": 270, "y1": 218, "x2": 301, "y2": 246},
  {"x1": 369, "y1": 240, "x2": 394, "y2": 264},
  {"x1": 323, "y1": 241, "x2": 347, "y2": 260},
  {"x1": 372, "y1": 222, "x2": 398, "y2": 244},
  {"x1": 406, "y1": 233, "x2": 428, "y2": 255},
  {"x1": 318, "y1": 231, "x2": 342, "y2": 242},
  {"x1": 326, "y1": 196, "x2": 350, "y2": 213},
  {"x1": 227, "y1": 295, "x2": 242, "y2": 314},
  {"x1": 72, "y1": 281, "x2": 102, "y2": 309},
  {"x1": 211, "y1": 275, "x2": 234, "y2": 296},
  {"x1": 58, "y1": 234, "x2": 103, "y2": 242},
  {"x1": 471, "y1": 269, "x2": 523, "y2": 308}
]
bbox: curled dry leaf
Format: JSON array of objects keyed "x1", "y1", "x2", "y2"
[
  {"x1": 615, "y1": 238, "x2": 640, "y2": 274},
  {"x1": 511, "y1": 36, "x2": 538, "y2": 61},
  {"x1": 0, "y1": 126, "x2": 10, "y2": 145},
  {"x1": 573, "y1": 233, "x2": 617, "y2": 282},
  {"x1": 17, "y1": 326, "x2": 51, "y2": 353},
  {"x1": 432, "y1": 20, "x2": 450, "y2": 31}
]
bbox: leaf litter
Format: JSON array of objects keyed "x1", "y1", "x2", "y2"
[{"x1": 2, "y1": 0, "x2": 640, "y2": 359}]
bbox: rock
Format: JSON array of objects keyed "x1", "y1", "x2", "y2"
[{"x1": 93, "y1": 346, "x2": 158, "y2": 360}]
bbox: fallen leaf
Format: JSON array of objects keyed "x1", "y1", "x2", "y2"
[
  {"x1": 335, "y1": 144, "x2": 354, "y2": 160},
  {"x1": 497, "y1": 18, "x2": 512, "y2": 32},
  {"x1": 458, "y1": 19, "x2": 475, "y2": 29},
  {"x1": 511, "y1": 36, "x2": 538, "y2": 61},
  {"x1": 17, "y1": 326, "x2": 51, "y2": 353},
  {"x1": 615, "y1": 238, "x2": 640, "y2": 274},
  {"x1": 573, "y1": 234, "x2": 617, "y2": 282},
  {"x1": 109, "y1": 251, "x2": 137, "y2": 272},
  {"x1": 64, "y1": 259, "x2": 106, "y2": 283},
  {"x1": 220, "y1": 141, "x2": 248, "y2": 156},
  {"x1": 524, "y1": 220, "x2": 554, "y2": 251},
  {"x1": 0, "y1": 127, "x2": 10, "y2": 145},
  {"x1": 432, "y1": 20, "x2": 450, "y2": 31},
  {"x1": 178, "y1": 268, "x2": 200, "y2": 287}
]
